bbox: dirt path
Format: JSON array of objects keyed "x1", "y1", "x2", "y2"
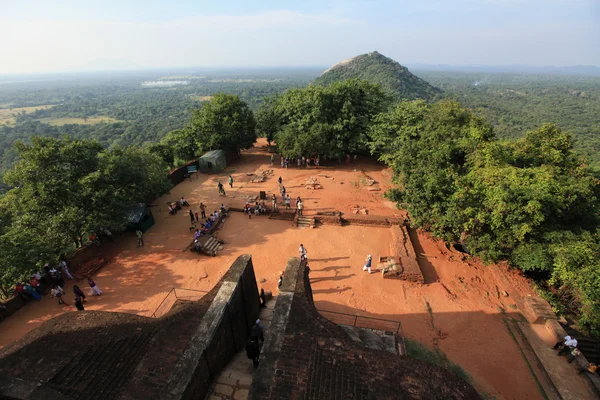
[{"x1": 0, "y1": 140, "x2": 543, "y2": 399}]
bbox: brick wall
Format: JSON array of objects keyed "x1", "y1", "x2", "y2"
[{"x1": 165, "y1": 254, "x2": 260, "y2": 400}]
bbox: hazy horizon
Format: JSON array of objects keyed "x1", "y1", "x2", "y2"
[{"x1": 2, "y1": 0, "x2": 599, "y2": 74}]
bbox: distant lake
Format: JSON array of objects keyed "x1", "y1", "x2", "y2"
[{"x1": 141, "y1": 80, "x2": 189, "y2": 87}]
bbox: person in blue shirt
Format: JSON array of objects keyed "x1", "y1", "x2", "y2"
[{"x1": 362, "y1": 255, "x2": 373, "y2": 274}]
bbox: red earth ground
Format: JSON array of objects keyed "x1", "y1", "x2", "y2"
[{"x1": 0, "y1": 139, "x2": 546, "y2": 399}]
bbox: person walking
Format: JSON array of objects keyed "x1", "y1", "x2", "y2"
[
  {"x1": 246, "y1": 336, "x2": 260, "y2": 368},
  {"x1": 73, "y1": 285, "x2": 86, "y2": 302},
  {"x1": 251, "y1": 319, "x2": 265, "y2": 343},
  {"x1": 228, "y1": 175, "x2": 234, "y2": 188},
  {"x1": 285, "y1": 194, "x2": 291, "y2": 209},
  {"x1": 88, "y1": 277, "x2": 102, "y2": 296},
  {"x1": 298, "y1": 244, "x2": 307, "y2": 261},
  {"x1": 281, "y1": 186, "x2": 286, "y2": 201},
  {"x1": 362, "y1": 255, "x2": 373, "y2": 274},
  {"x1": 278, "y1": 176, "x2": 282, "y2": 186},
  {"x1": 200, "y1": 203, "x2": 207, "y2": 219},
  {"x1": 51, "y1": 285, "x2": 65, "y2": 305},
  {"x1": 271, "y1": 194, "x2": 278, "y2": 212},
  {"x1": 189, "y1": 209, "x2": 195, "y2": 225},
  {"x1": 136, "y1": 229, "x2": 144, "y2": 247},
  {"x1": 59, "y1": 259, "x2": 74, "y2": 280},
  {"x1": 270, "y1": 154, "x2": 274, "y2": 166},
  {"x1": 74, "y1": 296, "x2": 85, "y2": 311},
  {"x1": 297, "y1": 199, "x2": 304, "y2": 216}
]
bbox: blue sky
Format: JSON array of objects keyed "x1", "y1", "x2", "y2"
[{"x1": 1, "y1": 0, "x2": 598, "y2": 73}]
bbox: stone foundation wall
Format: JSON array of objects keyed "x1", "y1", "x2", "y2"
[{"x1": 384, "y1": 225, "x2": 424, "y2": 283}]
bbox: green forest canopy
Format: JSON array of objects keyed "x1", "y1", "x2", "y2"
[{"x1": 1, "y1": 70, "x2": 600, "y2": 335}]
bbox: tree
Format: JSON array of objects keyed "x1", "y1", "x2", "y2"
[
  {"x1": 273, "y1": 79, "x2": 387, "y2": 158},
  {"x1": 255, "y1": 96, "x2": 281, "y2": 146},
  {"x1": 189, "y1": 93, "x2": 256, "y2": 155},
  {"x1": 371, "y1": 102, "x2": 600, "y2": 334}
]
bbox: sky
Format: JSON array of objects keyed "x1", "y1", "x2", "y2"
[{"x1": 1, "y1": 0, "x2": 599, "y2": 74}]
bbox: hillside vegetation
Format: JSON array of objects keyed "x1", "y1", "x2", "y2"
[{"x1": 313, "y1": 51, "x2": 441, "y2": 100}]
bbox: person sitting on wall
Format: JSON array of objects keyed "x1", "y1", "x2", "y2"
[
  {"x1": 210, "y1": 213, "x2": 216, "y2": 222},
  {"x1": 194, "y1": 229, "x2": 202, "y2": 241},
  {"x1": 204, "y1": 219, "x2": 212, "y2": 230},
  {"x1": 169, "y1": 204, "x2": 176, "y2": 215},
  {"x1": 180, "y1": 197, "x2": 189, "y2": 206},
  {"x1": 200, "y1": 224, "x2": 208, "y2": 234},
  {"x1": 220, "y1": 204, "x2": 227, "y2": 216}
]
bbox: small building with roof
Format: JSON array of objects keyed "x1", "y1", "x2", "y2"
[
  {"x1": 198, "y1": 150, "x2": 227, "y2": 174},
  {"x1": 125, "y1": 203, "x2": 155, "y2": 233}
]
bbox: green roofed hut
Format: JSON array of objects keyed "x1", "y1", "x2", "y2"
[
  {"x1": 198, "y1": 150, "x2": 227, "y2": 174},
  {"x1": 125, "y1": 203, "x2": 155, "y2": 233}
]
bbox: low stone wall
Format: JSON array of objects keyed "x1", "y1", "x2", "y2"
[
  {"x1": 0, "y1": 296, "x2": 26, "y2": 322},
  {"x1": 384, "y1": 225, "x2": 424, "y2": 283},
  {"x1": 313, "y1": 214, "x2": 343, "y2": 226},
  {"x1": 342, "y1": 214, "x2": 391, "y2": 227},
  {"x1": 165, "y1": 254, "x2": 260, "y2": 400}
]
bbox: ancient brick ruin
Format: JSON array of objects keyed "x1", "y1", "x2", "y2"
[
  {"x1": 249, "y1": 258, "x2": 480, "y2": 399},
  {"x1": 381, "y1": 225, "x2": 425, "y2": 283}
]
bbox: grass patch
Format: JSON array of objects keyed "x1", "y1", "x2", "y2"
[
  {"x1": 190, "y1": 95, "x2": 213, "y2": 102},
  {"x1": 0, "y1": 105, "x2": 55, "y2": 126},
  {"x1": 404, "y1": 338, "x2": 472, "y2": 384},
  {"x1": 41, "y1": 116, "x2": 121, "y2": 126}
]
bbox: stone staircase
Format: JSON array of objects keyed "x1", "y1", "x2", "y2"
[
  {"x1": 205, "y1": 298, "x2": 276, "y2": 400},
  {"x1": 198, "y1": 235, "x2": 223, "y2": 256},
  {"x1": 48, "y1": 331, "x2": 156, "y2": 400},
  {"x1": 296, "y1": 215, "x2": 315, "y2": 228}
]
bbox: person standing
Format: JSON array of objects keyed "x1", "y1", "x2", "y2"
[
  {"x1": 271, "y1": 194, "x2": 278, "y2": 211},
  {"x1": 285, "y1": 194, "x2": 291, "y2": 209},
  {"x1": 189, "y1": 209, "x2": 195, "y2": 225},
  {"x1": 228, "y1": 175, "x2": 234, "y2": 188},
  {"x1": 88, "y1": 277, "x2": 102, "y2": 296},
  {"x1": 246, "y1": 336, "x2": 260, "y2": 368},
  {"x1": 298, "y1": 244, "x2": 307, "y2": 261},
  {"x1": 74, "y1": 296, "x2": 85, "y2": 311},
  {"x1": 362, "y1": 255, "x2": 373, "y2": 274},
  {"x1": 251, "y1": 319, "x2": 265, "y2": 343},
  {"x1": 278, "y1": 176, "x2": 282, "y2": 186},
  {"x1": 59, "y1": 259, "x2": 74, "y2": 280},
  {"x1": 281, "y1": 186, "x2": 286, "y2": 201},
  {"x1": 136, "y1": 229, "x2": 144, "y2": 247},
  {"x1": 270, "y1": 153, "x2": 274, "y2": 166},
  {"x1": 280, "y1": 156, "x2": 284, "y2": 168},
  {"x1": 200, "y1": 203, "x2": 207, "y2": 219},
  {"x1": 297, "y1": 199, "x2": 304, "y2": 216},
  {"x1": 73, "y1": 285, "x2": 86, "y2": 302},
  {"x1": 195, "y1": 211, "x2": 199, "y2": 222},
  {"x1": 51, "y1": 285, "x2": 65, "y2": 305}
]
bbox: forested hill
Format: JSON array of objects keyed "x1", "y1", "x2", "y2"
[{"x1": 313, "y1": 51, "x2": 441, "y2": 100}]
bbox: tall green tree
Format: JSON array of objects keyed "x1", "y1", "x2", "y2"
[
  {"x1": 273, "y1": 79, "x2": 387, "y2": 158},
  {"x1": 189, "y1": 93, "x2": 256, "y2": 155},
  {"x1": 255, "y1": 96, "x2": 281, "y2": 146}
]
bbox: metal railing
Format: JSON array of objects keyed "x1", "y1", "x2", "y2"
[
  {"x1": 151, "y1": 287, "x2": 208, "y2": 318},
  {"x1": 317, "y1": 309, "x2": 402, "y2": 335}
]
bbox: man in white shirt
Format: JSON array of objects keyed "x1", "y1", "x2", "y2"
[
  {"x1": 553, "y1": 335, "x2": 578, "y2": 355},
  {"x1": 298, "y1": 244, "x2": 307, "y2": 261}
]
